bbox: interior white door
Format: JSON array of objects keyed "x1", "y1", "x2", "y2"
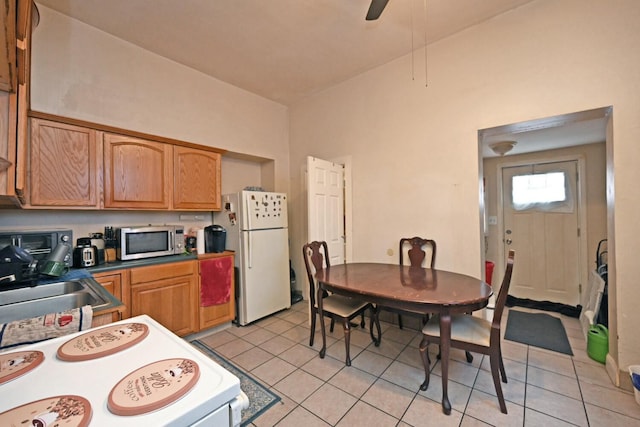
[
  {"x1": 306, "y1": 156, "x2": 345, "y2": 265},
  {"x1": 502, "y1": 160, "x2": 580, "y2": 305}
]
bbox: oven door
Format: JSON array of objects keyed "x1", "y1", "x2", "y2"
[
  {"x1": 15, "y1": 232, "x2": 56, "y2": 261},
  {"x1": 190, "y1": 392, "x2": 248, "y2": 427},
  {"x1": 190, "y1": 403, "x2": 231, "y2": 426}
]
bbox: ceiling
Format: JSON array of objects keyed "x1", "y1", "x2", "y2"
[
  {"x1": 35, "y1": 0, "x2": 536, "y2": 105},
  {"x1": 34, "y1": 0, "x2": 607, "y2": 154}
]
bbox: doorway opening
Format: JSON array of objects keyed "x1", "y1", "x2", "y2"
[{"x1": 478, "y1": 107, "x2": 612, "y2": 315}]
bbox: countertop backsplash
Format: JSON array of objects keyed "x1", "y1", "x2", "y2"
[{"x1": 0, "y1": 209, "x2": 214, "y2": 245}]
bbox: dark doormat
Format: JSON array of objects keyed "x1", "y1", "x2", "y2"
[
  {"x1": 504, "y1": 309, "x2": 574, "y2": 355},
  {"x1": 506, "y1": 295, "x2": 582, "y2": 318},
  {"x1": 191, "y1": 340, "x2": 281, "y2": 426}
]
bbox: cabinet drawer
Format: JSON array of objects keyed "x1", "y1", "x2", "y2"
[{"x1": 130, "y1": 260, "x2": 196, "y2": 284}]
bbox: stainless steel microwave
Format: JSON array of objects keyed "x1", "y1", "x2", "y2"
[
  {"x1": 0, "y1": 229, "x2": 73, "y2": 266},
  {"x1": 116, "y1": 225, "x2": 185, "y2": 261}
]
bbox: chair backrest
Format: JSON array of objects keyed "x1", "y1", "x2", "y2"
[
  {"x1": 302, "y1": 241, "x2": 330, "y2": 308},
  {"x1": 399, "y1": 237, "x2": 436, "y2": 268},
  {"x1": 491, "y1": 249, "x2": 515, "y2": 331}
]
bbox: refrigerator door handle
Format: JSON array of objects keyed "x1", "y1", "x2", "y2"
[{"x1": 247, "y1": 232, "x2": 252, "y2": 268}]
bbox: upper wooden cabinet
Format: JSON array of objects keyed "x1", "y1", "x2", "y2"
[
  {"x1": 103, "y1": 133, "x2": 172, "y2": 209},
  {"x1": 0, "y1": 0, "x2": 17, "y2": 93},
  {"x1": 0, "y1": 0, "x2": 35, "y2": 207},
  {"x1": 173, "y1": 146, "x2": 221, "y2": 210},
  {"x1": 24, "y1": 113, "x2": 224, "y2": 211},
  {"x1": 29, "y1": 118, "x2": 101, "y2": 207}
]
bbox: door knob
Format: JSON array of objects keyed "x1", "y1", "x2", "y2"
[{"x1": 506, "y1": 239, "x2": 512, "y2": 245}]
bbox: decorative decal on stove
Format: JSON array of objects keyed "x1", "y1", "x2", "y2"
[
  {"x1": 0, "y1": 395, "x2": 92, "y2": 427},
  {"x1": 108, "y1": 358, "x2": 200, "y2": 416},
  {"x1": 57, "y1": 323, "x2": 149, "y2": 361},
  {"x1": 0, "y1": 350, "x2": 44, "y2": 385}
]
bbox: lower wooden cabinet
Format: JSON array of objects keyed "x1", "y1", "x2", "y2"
[
  {"x1": 91, "y1": 257, "x2": 235, "y2": 334},
  {"x1": 198, "y1": 252, "x2": 235, "y2": 330},
  {"x1": 129, "y1": 260, "x2": 198, "y2": 336},
  {"x1": 92, "y1": 269, "x2": 130, "y2": 321}
]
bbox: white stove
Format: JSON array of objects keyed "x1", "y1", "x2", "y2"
[{"x1": 0, "y1": 315, "x2": 247, "y2": 426}]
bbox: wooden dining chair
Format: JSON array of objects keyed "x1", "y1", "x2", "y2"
[
  {"x1": 303, "y1": 241, "x2": 379, "y2": 366},
  {"x1": 418, "y1": 249, "x2": 515, "y2": 414},
  {"x1": 375, "y1": 237, "x2": 434, "y2": 330},
  {"x1": 396, "y1": 237, "x2": 435, "y2": 329}
]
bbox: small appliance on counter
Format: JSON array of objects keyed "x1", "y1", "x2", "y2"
[
  {"x1": 89, "y1": 232, "x2": 105, "y2": 264},
  {"x1": 73, "y1": 237, "x2": 98, "y2": 268},
  {"x1": 0, "y1": 229, "x2": 73, "y2": 267},
  {"x1": 115, "y1": 225, "x2": 185, "y2": 261},
  {"x1": 185, "y1": 235, "x2": 197, "y2": 253},
  {"x1": 204, "y1": 225, "x2": 226, "y2": 253}
]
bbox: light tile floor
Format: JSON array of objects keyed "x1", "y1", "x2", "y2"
[{"x1": 193, "y1": 302, "x2": 640, "y2": 426}]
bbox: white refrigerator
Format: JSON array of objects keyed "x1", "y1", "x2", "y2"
[{"x1": 216, "y1": 191, "x2": 291, "y2": 325}]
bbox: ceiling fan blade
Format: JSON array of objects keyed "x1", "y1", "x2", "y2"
[{"x1": 366, "y1": 0, "x2": 390, "y2": 21}]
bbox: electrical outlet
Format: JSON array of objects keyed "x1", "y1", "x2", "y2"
[{"x1": 179, "y1": 214, "x2": 195, "y2": 221}]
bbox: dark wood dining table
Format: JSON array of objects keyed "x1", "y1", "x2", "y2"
[{"x1": 315, "y1": 262, "x2": 492, "y2": 415}]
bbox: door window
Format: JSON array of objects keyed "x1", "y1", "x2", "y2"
[{"x1": 512, "y1": 171, "x2": 574, "y2": 213}]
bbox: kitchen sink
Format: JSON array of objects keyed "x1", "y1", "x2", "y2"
[
  {"x1": 0, "y1": 281, "x2": 85, "y2": 305},
  {"x1": 0, "y1": 278, "x2": 112, "y2": 324}
]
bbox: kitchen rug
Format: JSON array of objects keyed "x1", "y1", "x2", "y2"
[
  {"x1": 504, "y1": 309, "x2": 573, "y2": 355},
  {"x1": 190, "y1": 340, "x2": 280, "y2": 426}
]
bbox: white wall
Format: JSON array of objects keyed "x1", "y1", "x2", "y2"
[
  {"x1": 31, "y1": 6, "x2": 290, "y2": 190},
  {"x1": 289, "y1": 0, "x2": 640, "y2": 376}
]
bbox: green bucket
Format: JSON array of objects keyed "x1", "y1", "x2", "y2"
[{"x1": 587, "y1": 324, "x2": 609, "y2": 363}]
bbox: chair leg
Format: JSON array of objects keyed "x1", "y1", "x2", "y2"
[
  {"x1": 489, "y1": 350, "x2": 508, "y2": 414},
  {"x1": 369, "y1": 306, "x2": 381, "y2": 347},
  {"x1": 418, "y1": 336, "x2": 431, "y2": 391},
  {"x1": 342, "y1": 318, "x2": 352, "y2": 366},
  {"x1": 330, "y1": 318, "x2": 335, "y2": 333},
  {"x1": 498, "y1": 345, "x2": 507, "y2": 383},
  {"x1": 360, "y1": 312, "x2": 366, "y2": 328},
  {"x1": 398, "y1": 314, "x2": 404, "y2": 330},
  {"x1": 309, "y1": 309, "x2": 316, "y2": 347}
]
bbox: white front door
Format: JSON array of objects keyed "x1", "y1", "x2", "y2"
[
  {"x1": 306, "y1": 156, "x2": 345, "y2": 266},
  {"x1": 502, "y1": 160, "x2": 581, "y2": 305}
]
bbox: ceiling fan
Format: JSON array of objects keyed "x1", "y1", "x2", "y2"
[{"x1": 365, "y1": 0, "x2": 390, "y2": 20}]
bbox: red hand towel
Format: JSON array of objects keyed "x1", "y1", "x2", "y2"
[{"x1": 200, "y1": 257, "x2": 233, "y2": 306}]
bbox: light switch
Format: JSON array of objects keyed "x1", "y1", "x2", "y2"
[{"x1": 488, "y1": 216, "x2": 498, "y2": 225}]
